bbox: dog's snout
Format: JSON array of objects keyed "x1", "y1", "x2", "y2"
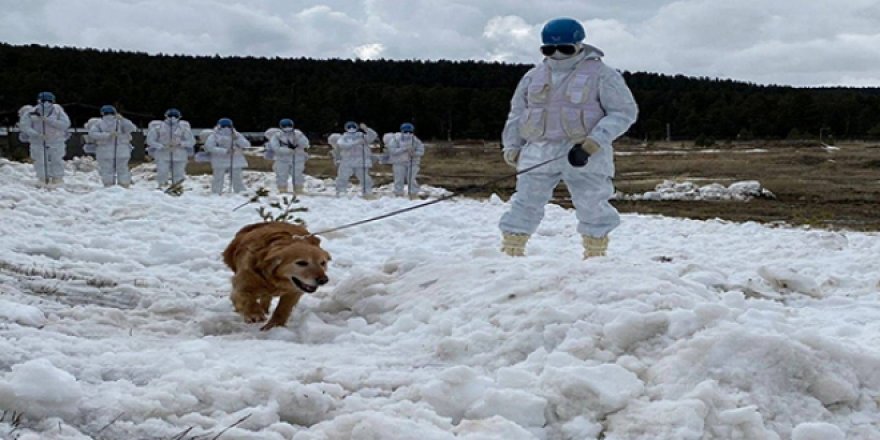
[{"x1": 316, "y1": 275, "x2": 329, "y2": 285}]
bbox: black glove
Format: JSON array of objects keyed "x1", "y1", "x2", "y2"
[{"x1": 568, "y1": 144, "x2": 591, "y2": 167}]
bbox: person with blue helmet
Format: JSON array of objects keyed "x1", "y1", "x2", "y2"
[
  {"x1": 88, "y1": 105, "x2": 138, "y2": 187},
  {"x1": 17, "y1": 91, "x2": 71, "y2": 188},
  {"x1": 332, "y1": 121, "x2": 378, "y2": 197},
  {"x1": 203, "y1": 118, "x2": 250, "y2": 194},
  {"x1": 265, "y1": 118, "x2": 310, "y2": 194},
  {"x1": 146, "y1": 108, "x2": 196, "y2": 189},
  {"x1": 385, "y1": 122, "x2": 425, "y2": 198},
  {"x1": 498, "y1": 17, "x2": 638, "y2": 258}
]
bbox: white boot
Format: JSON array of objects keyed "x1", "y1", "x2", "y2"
[
  {"x1": 582, "y1": 235, "x2": 609, "y2": 259},
  {"x1": 501, "y1": 233, "x2": 529, "y2": 257}
]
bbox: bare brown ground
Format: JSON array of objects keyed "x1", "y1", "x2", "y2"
[{"x1": 244, "y1": 139, "x2": 878, "y2": 231}]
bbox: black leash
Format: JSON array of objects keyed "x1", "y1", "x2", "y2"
[{"x1": 309, "y1": 151, "x2": 568, "y2": 236}]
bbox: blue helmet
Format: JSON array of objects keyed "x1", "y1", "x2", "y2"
[
  {"x1": 100, "y1": 105, "x2": 117, "y2": 115},
  {"x1": 165, "y1": 108, "x2": 182, "y2": 118},
  {"x1": 541, "y1": 18, "x2": 585, "y2": 45},
  {"x1": 400, "y1": 123, "x2": 415, "y2": 133},
  {"x1": 344, "y1": 121, "x2": 358, "y2": 131},
  {"x1": 279, "y1": 118, "x2": 294, "y2": 128},
  {"x1": 37, "y1": 91, "x2": 56, "y2": 103},
  {"x1": 217, "y1": 118, "x2": 234, "y2": 128}
]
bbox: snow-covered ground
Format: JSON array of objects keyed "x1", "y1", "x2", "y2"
[
  {"x1": 617, "y1": 180, "x2": 776, "y2": 202},
  {"x1": 1, "y1": 158, "x2": 879, "y2": 440}
]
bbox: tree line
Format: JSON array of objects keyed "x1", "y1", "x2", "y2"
[{"x1": 1, "y1": 43, "x2": 879, "y2": 141}]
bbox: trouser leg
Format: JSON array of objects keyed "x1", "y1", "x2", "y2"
[
  {"x1": 231, "y1": 167, "x2": 246, "y2": 193},
  {"x1": 562, "y1": 171, "x2": 620, "y2": 238},
  {"x1": 156, "y1": 160, "x2": 170, "y2": 186},
  {"x1": 211, "y1": 167, "x2": 227, "y2": 194},
  {"x1": 353, "y1": 166, "x2": 373, "y2": 194},
  {"x1": 293, "y1": 157, "x2": 306, "y2": 191},
  {"x1": 336, "y1": 164, "x2": 354, "y2": 194},
  {"x1": 171, "y1": 158, "x2": 187, "y2": 184},
  {"x1": 30, "y1": 144, "x2": 48, "y2": 183},
  {"x1": 98, "y1": 158, "x2": 116, "y2": 186},
  {"x1": 409, "y1": 162, "x2": 421, "y2": 193},
  {"x1": 116, "y1": 157, "x2": 132, "y2": 186},
  {"x1": 392, "y1": 164, "x2": 406, "y2": 195},
  {"x1": 498, "y1": 168, "x2": 561, "y2": 235},
  {"x1": 274, "y1": 160, "x2": 291, "y2": 189},
  {"x1": 47, "y1": 146, "x2": 65, "y2": 179}
]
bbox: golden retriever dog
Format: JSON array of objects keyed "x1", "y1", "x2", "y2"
[{"x1": 222, "y1": 222, "x2": 331, "y2": 331}]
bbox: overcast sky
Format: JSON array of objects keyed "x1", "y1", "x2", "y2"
[{"x1": 2, "y1": 0, "x2": 879, "y2": 87}]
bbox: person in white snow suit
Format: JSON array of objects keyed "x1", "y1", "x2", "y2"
[
  {"x1": 146, "y1": 108, "x2": 195, "y2": 189},
  {"x1": 88, "y1": 105, "x2": 138, "y2": 187},
  {"x1": 385, "y1": 122, "x2": 425, "y2": 198},
  {"x1": 498, "y1": 17, "x2": 638, "y2": 258},
  {"x1": 332, "y1": 121, "x2": 377, "y2": 197},
  {"x1": 203, "y1": 118, "x2": 250, "y2": 194},
  {"x1": 18, "y1": 91, "x2": 71, "y2": 187},
  {"x1": 266, "y1": 118, "x2": 310, "y2": 194}
]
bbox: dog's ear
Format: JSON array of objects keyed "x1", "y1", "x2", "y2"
[
  {"x1": 323, "y1": 250, "x2": 332, "y2": 261},
  {"x1": 267, "y1": 257, "x2": 283, "y2": 273},
  {"x1": 305, "y1": 235, "x2": 322, "y2": 247}
]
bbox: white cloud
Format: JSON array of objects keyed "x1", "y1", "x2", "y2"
[
  {"x1": 354, "y1": 43, "x2": 385, "y2": 60},
  {"x1": 483, "y1": 15, "x2": 539, "y2": 62},
  {"x1": 0, "y1": 0, "x2": 878, "y2": 86}
]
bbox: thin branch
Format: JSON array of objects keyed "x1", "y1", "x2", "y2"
[{"x1": 209, "y1": 414, "x2": 252, "y2": 440}]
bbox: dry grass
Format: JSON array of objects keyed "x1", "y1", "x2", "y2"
[{"x1": 411, "y1": 140, "x2": 880, "y2": 231}]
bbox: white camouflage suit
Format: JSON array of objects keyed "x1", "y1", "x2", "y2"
[
  {"x1": 18, "y1": 102, "x2": 71, "y2": 184},
  {"x1": 267, "y1": 128, "x2": 310, "y2": 191},
  {"x1": 386, "y1": 132, "x2": 425, "y2": 196},
  {"x1": 146, "y1": 118, "x2": 196, "y2": 186},
  {"x1": 333, "y1": 127, "x2": 378, "y2": 195},
  {"x1": 204, "y1": 128, "x2": 250, "y2": 194},
  {"x1": 88, "y1": 115, "x2": 138, "y2": 186},
  {"x1": 499, "y1": 45, "x2": 638, "y2": 238}
]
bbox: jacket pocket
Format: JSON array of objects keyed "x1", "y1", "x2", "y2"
[
  {"x1": 519, "y1": 108, "x2": 546, "y2": 140},
  {"x1": 527, "y1": 82, "x2": 549, "y2": 104},
  {"x1": 561, "y1": 107, "x2": 587, "y2": 139}
]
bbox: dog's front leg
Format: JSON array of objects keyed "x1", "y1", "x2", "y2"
[
  {"x1": 260, "y1": 292, "x2": 303, "y2": 331},
  {"x1": 231, "y1": 288, "x2": 267, "y2": 323}
]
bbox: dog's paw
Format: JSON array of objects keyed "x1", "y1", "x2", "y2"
[
  {"x1": 260, "y1": 320, "x2": 286, "y2": 331},
  {"x1": 244, "y1": 312, "x2": 267, "y2": 323}
]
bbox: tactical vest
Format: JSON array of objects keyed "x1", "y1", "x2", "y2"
[
  {"x1": 150, "y1": 120, "x2": 189, "y2": 144},
  {"x1": 519, "y1": 59, "x2": 605, "y2": 142}
]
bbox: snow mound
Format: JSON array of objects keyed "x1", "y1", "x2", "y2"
[
  {"x1": 0, "y1": 159, "x2": 878, "y2": 439},
  {"x1": 620, "y1": 179, "x2": 776, "y2": 201},
  {"x1": 792, "y1": 422, "x2": 845, "y2": 440},
  {"x1": 0, "y1": 359, "x2": 83, "y2": 420}
]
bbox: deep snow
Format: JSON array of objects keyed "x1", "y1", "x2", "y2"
[{"x1": 0, "y1": 158, "x2": 878, "y2": 439}]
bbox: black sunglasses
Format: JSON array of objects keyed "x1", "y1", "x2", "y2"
[{"x1": 541, "y1": 44, "x2": 578, "y2": 56}]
